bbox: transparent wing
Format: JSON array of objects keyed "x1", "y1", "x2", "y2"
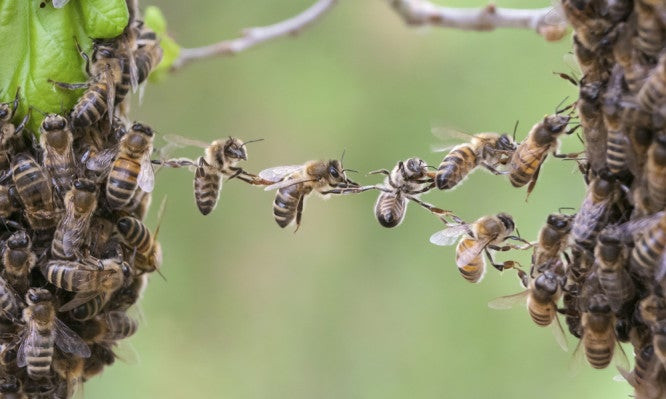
[
  {"x1": 429, "y1": 224, "x2": 470, "y2": 246},
  {"x1": 86, "y1": 148, "x2": 117, "y2": 172},
  {"x1": 550, "y1": 315, "x2": 569, "y2": 352},
  {"x1": 572, "y1": 198, "x2": 610, "y2": 239},
  {"x1": 546, "y1": 0, "x2": 566, "y2": 26},
  {"x1": 103, "y1": 69, "x2": 116, "y2": 127},
  {"x1": 54, "y1": 318, "x2": 91, "y2": 358},
  {"x1": 126, "y1": 42, "x2": 139, "y2": 92},
  {"x1": 264, "y1": 177, "x2": 315, "y2": 192},
  {"x1": 110, "y1": 341, "x2": 140, "y2": 365},
  {"x1": 258, "y1": 165, "x2": 302, "y2": 182},
  {"x1": 138, "y1": 155, "x2": 155, "y2": 192},
  {"x1": 487, "y1": 290, "x2": 528, "y2": 310},
  {"x1": 615, "y1": 211, "x2": 664, "y2": 241},
  {"x1": 59, "y1": 292, "x2": 100, "y2": 312},
  {"x1": 431, "y1": 127, "x2": 475, "y2": 143},
  {"x1": 52, "y1": 0, "x2": 70, "y2": 7},
  {"x1": 456, "y1": 238, "x2": 491, "y2": 269},
  {"x1": 162, "y1": 134, "x2": 209, "y2": 149},
  {"x1": 16, "y1": 327, "x2": 33, "y2": 368}
]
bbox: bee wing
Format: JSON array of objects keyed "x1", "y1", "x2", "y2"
[
  {"x1": 258, "y1": 165, "x2": 302, "y2": 183},
  {"x1": 137, "y1": 155, "x2": 155, "y2": 193},
  {"x1": 430, "y1": 127, "x2": 472, "y2": 153},
  {"x1": 456, "y1": 238, "x2": 490, "y2": 269},
  {"x1": 613, "y1": 340, "x2": 630, "y2": 372},
  {"x1": 263, "y1": 177, "x2": 316, "y2": 192},
  {"x1": 59, "y1": 291, "x2": 100, "y2": 312},
  {"x1": 16, "y1": 327, "x2": 34, "y2": 368},
  {"x1": 103, "y1": 69, "x2": 116, "y2": 127},
  {"x1": 487, "y1": 290, "x2": 528, "y2": 310},
  {"x1": 52, "y1": 0, "x2": 71, "y2": 7},
  {"x1": 429, "y1": 224, "x2": 470, "y2": 246},
  {"x1": 126, "y1": 42, "x2": 139, "y2": 92},
  {"x1": 550, "y1": 315, "x2": 569, "y2": 352},
  {"x1": 110, "y1": 341, "x2": 140, "y2": 365},
  {"x1": 86, "y1": 148, "x2": 117, "y2": 171},
  {"x1": 615, "y1": 211, "x2": 665, "y2": 241},
  {"x1": 53, "y1": 318, "x2": 91, "y2": 358},
  {"x1": 162, "y1": 134, "x2": 209, "y2": 149},
  {"x1": 573, "y1": 198, "x2": 610, "y2": 234}
]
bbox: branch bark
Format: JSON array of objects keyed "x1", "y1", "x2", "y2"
[
  {"x1": 389, "y1": 0, "x2": 568, "y2": 42},
  {"x1": 171, "y1": 0, "x2": 338, "y2": 71}
]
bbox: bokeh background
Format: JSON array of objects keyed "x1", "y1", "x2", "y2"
[{"x1": 86, "y1": 0, "x2": 632, "y2": 398}]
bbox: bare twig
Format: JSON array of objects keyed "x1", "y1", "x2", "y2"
[
  {"x1": 389, "y1": 0, "x2": 568, "y2": 42},
  {"x1": 171, "y1": 0, "x2": 338, "y2": 71}
]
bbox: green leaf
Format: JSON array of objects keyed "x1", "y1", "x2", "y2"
[
  {"x1": 144, "y1": 5, "x2": 180, "y2": 82},
  {"x1": 0, "y1": 0, "x2": 129, "y2": 134}
]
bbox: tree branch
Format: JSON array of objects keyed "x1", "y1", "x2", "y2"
[
  {"x1": 389, "y1": 0, "x2": 568, "y2": 42},
  {"x1": 171, "y1": 0, "x2": 338, "y2": 71}
]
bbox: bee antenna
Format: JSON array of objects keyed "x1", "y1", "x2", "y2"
[
  {"x1": 342, "y1": 169, "x2": 358, "y2": 174},
  {"x1": 554, "y1": 96, "x2": 571, "y2": 114},
  {"x1": 512, "y1": 120, "x2": 519, "y2": 141},
  {"x1": 29, "y1": 105, "x2": 47, "y2": 117},
  {"x1": 558, "y1": 207, "x2": 576, "y2": 214},
  {"x1": 340, "y1": 149, "x2": 346, "y2": 163},
  {"x1": 240, "y1": 138, "x2": 264, "y2": 148},
  {"x1": 425, "y1": 165, "x2": 438, "y2": 170}
]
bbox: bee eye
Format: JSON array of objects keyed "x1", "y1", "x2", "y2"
[
  {"x1": 0, "y1": 109, "x2": 7, "y2": 119},
  {"x1": 329, "y1": 166, "x2": 339, "y2": 178},
  {"x1": 121, "y1": 263, "x2": 131, "y2": 278}
]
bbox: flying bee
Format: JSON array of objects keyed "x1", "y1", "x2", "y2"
[
  {"x1": 2, "y1": 230, "x2": 36, "y2": 296},
  {"x1": 508, "y1": 113, "x2": 572, "y2": 199},
  {"x1": 11, "y1": 153, "x2": 57, "y2": 231},
  {"x1": 570, "y1": 172, "x2": 620, "y2": 252},
  {"x1": 645, "y1": 134, "x2": 666, "y2": 212},
  {"x1": 51, "y1": 179, "x2": 98, "y2": 260},
  {"x1": 259, "y1": 158, "x2": 359, "y2": 231},
  {"x1": 431, "y1": 128, "x2": 516, "y2": 190},
  {"x1": 595, "y1": 231, "x2": 635, "y2": 314},
  {"x1": 158, "y1": 135, "x2": 263, "y2": 215},
  {"x1": 429, "y1": 213, "x2": 530, "y2": 283},
  {"x1": 43, "y1": 256, "x2": 130, "y2": 315},
  {"x1": 49, "y1": 40, "x2": 118, "y2": 128},
  {"x1": 531, "y1": 213, "x2": 573, "y2": 274},
  {"x1": 16, "y1": 288, "x2": 91, "y2": 379},
  {"x1": 578, "y1": 293, "x2": 626, "y2": 369},
  {"x1": 39, "y1": 113, "x2": 76, "y2": 196},
  {"x1": 76, "y1": 311, "x2": 138, "y2": 344},
  {"x1": 87, "y1": 122, "x2": 154, "y2": 210},
  {"x1": 637, "y1": 51, "x2": 666, "y2": 116},
  {"x1": 489, "y1": 268, "x2": 568, "y2": 351}
]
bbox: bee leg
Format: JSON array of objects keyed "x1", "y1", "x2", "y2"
[
  {"x1": 73, "y1": 37, "x2": 92, "y2": 76},
  {"x1": 405, "y1": 194, "x2": 451, "y2": 216},
  {"x1": 293, "y1": 195, "x2": 305, "y2": 233},
  {"x1": 367, "y1": 169, "x2": 390, "y2": 176},
  {"x1": 320, "y1": 186, "x2": 376, "y2": 195},
  {"x1": 479, "y1": 162, "x2": 509, "y2": 175},
  {"x1": 10, "y1": 87, "x2": 20, "y2": 117},
  {"x1": 525, "y1": 162, "x2": 543, "y2": 202},
  {"x1": 483, "y1": 249, "x2": 513, "y2": 272},
  {"x1": 47, "y1": 80, "x2": 90, "y2": 91},
  {"x1": 552, "y1": 151, "x2": 584, "y2": 159},
  {"x1": 14, "y1": 110, "x2": 31, "y2": 136},
  {"x1": 226, "y1": 168, "x2": 244, "y2": 181},
  {"x1": 506, "y1": 235, "x2": 533, "y2": 249}
]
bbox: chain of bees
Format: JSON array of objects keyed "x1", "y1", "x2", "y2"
[{"x1": 1, "y1": 0, "x2": 666, "y2": 397}]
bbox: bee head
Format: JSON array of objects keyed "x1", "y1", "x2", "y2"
[
  {"x1": 596, "y1": 232, "x2": 622, "y2": 263},
  {"x1": 496, "y1": 133, "x2": 516, "y2": 151},
  {"x1": 42, "y1": 114, "x2": 67, "y2": 131},
  {"x1": 404, "y1": 157, "x2": 427, "y2": 178},
  {"x1": 26, "y1": 288, "x2": 52, "y2": 305},
  {"x1": 546, "y1": 214, "x2": 571, "y2": 231},
  {"x1": 223, "y1": 138, "x2": 247, "y2": 161},
  {"x1": 534, "y1": 271, "x2": 559, "y2": 296},
  {"x1": 496, "y1": 212, "x2": 515, "y2": 233},
  {"x1": 0, "y1": 104, "x2": 10, "y2": 123},
  {"x1": 7, "y1": 230, "x2": 30, "y2": 249},
  {"x1": 74, "y1": 178, "x2": 97, "y2": 193}
]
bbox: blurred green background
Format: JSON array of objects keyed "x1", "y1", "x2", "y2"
[{"x1": 86, "y1": 0, "x2": 632, "y2": 398}]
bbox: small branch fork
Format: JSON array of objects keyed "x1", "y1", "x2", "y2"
[
  {"x1": 171, "y1": 0, "x2": 338, "y2": 71},
  {"x1": 389, "y1": 0, "x2": 568, "y2": 42}
]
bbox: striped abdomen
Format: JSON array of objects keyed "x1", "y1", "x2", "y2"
[
  {"x1": 25, "y1": 324, "x2": 55, "y2": 378},
  {"x1": 509, "y1": 142, "x2": 547, "y2": 188},
  {"x1": 44, "y1": 150, "x2": 75, "y2": 195},
  {"x1": 646, "y1": 140, "x2": 666, "y2": 211},
  {"x1": 194, "y1": 167, "x2": 222, "y2": 216},
  {"x1": 598, "y1": 269, "x2": 635, "y2": 313},
  {"x1": 455, "y1": 238, "x2": 484, "y2": 283},
  {"x1": 273, "y1": 183, "x2": 303, "y2": 228},
  {"x1": 638, "y1": 57, "x2": 666, "y2": 114},
  {"x1": 114, "y1": 60, "x2": 132, "y2": 104},
  {"x1": 71, "y1": 82, "x2": 109, "y2": 128},
  {"x1": 44, "y1": 261, "x2": 92, "y2": 292},
  {"x1": 631, "y1": 220, "x2": 666, "y2": 276},
  {"x1": 11, "y1": 155, "x2": 55, "y2": 230},
  {"x1": 605, "y1": 128, "x2": 628, "y2": 175},
  {"x1": 70, "y1": 292, "x2": 112, "y2": 321},
  {"x1": 51, "y1": 217, "x2": 85, "y2": 260},
  {"x1": 103, "y1": 312, "x2": 138, "y2": 341},
  {"x1": 582, "y1": 322, "x2": 614, "y2": 369},
  {"x1": 117, "y1": 217, "x2": 152, "y2": 254},
  {"x1": 436, "y1": 144, "x2": 477, "y2": 190},
  {"x1": 374, "y1": 192, "x2": 406, "y2": 228},
  {"x1": 571, "y1": 199, "x2": 607, "y2": 251},
  {"x1": 135, "y1": 47, "x2": 161, "y2": 84},
  {"x1": 527, "y1": 298, "x2": 555, "y2": 327},
  {"x1": 635, "y1": 3, "x2": 663, "y2": 60},
  {"x1": 106, "y1": 156, "x2": 141, "y2": 209},
  {"x1": 0, "y1": 278, "x2": 20, "y2": 321}
]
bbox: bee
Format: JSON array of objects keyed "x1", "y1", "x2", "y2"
[
  {"x1": 508, "y1": 113, "x2": 572, "y2": 198},
  {"x1": 68, "y1": 292, "x2": 114, "y2": 322},
  {"x1": 429, "y1": 213, "x2": 529, "y2": 283},
  {"x1": 39, "y1": 114, "x2": 76, "y2": 196},
  {"x1": 578, "y1": 79, "x2": 609, "y2": 173},
  {"x1": 134, "y1": 23, "x2": 163, "y2": 86},
  {"x1": 573, "y1": 34, "x2": 610, "y2": 83},
  {"x1": 623, "y1": 103, "x2": 654, "y2": 177},
  {"x1": 613, "y1": 22, "x2": 650, "y2": 94},
  {"x1": 561, "y1": 0, "x2": 614, "y2": 51},
  {"x1": 0, "y1": 185, "x2": 21, "y2": 219},
  {"x1": 86, "y1": 217, "x2": 116, "y2": 258},
  {"x1": 2, "y1": 231, "x2": 36, "y2": 296},
  {"x1": 159, "y1": 135, "x2": 262, "y2": 215},
  {"x1": 16, "y1": 288, "x2": 91, "y2": 379},
  {"x1": 634, "y1": 0, "x2": 665, "y2": 63},
  {"x1": 602, "y1": 66, "x2": 630, "y2": 176},
  {"x1": 618, "y1": 344, "x2": 663, "y2": 399},
  {"x1": 43, "y1": 256, "x2": 130, "y2": 315},
  {"x1": 364, "y1": 158, "x2": 448, "y2": 228},
  {"x1": 52, "y1": 354, "x2": 84, "y2": 399},
  {"x1": 432, "y1": 129, "x2": 516, "y2": 190},
  {"x1": 0, "y1": 276, "x2": 22, "y2": 322},
  {"x1": 51, "y1": 179, "x2": 98, "y2": 260},
  {"x1": 87, "y1": 122, "x2": 154, "y2": 210},
  {"x1": 83, "y1": 343, "x2": 115, "y2": 381},
  {"x1": 107, "y1": 274, "x2": 147, "y2": 312},
  {"x1": 645, "y1": 134, "x2": 666, "y2": 212},
  {"x1": 531, "y1": 213, "x2": 573, "y2": 274},
  {"x1": 11, "y1": 153, "x2": 57, "y2": 231},
  {"x1": 125, "y1": 189, "x2": 151, "y2": 220},
  {"x1": 623, "y1": 211, "x2": 666, "y2": 281},
  {"x1": 77, "y1": 311, "x2": 138, "y2": 344},
  {"x1": 0, "y1": 376, "x2": 25, "y2": 399},
  {"x1": 579, "y1": 293, "x2": 623, "y2": 369},
  {"x1": 595, "y1": 231, "x2": 635, "y2": 314},
  {"x1": 637, "y1": 52, "x2": 666, "y2": 116},
  {"x1": 49, "y1": 40, "x2": 118, "y2": 128},
  {"x1": 259, "y1": 158, "x2": 359, "y2": 230},
  {"x1": 489, "y1": 268, "x2": 568, "y2": 351},
  {"x1": 116, "y1": 216, "x2": 162, "y2": 275},
  {"x1": 570, "y1": 172, "x2": 619, "y2": 252}
]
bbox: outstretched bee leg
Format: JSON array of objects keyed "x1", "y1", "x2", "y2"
[
  {"x1": 294, "y1": 194, "x2": 305, "y2": 233},
  {"x1": 480, "y1": 162, "x2": 509, "y2": 175},
  {"x1": 525, "y1": 162, "x2": 543, "y2": 202},
  {"x1": 483, "y1": 248, "x2": 516, "y2": 272},
  {"x1": 320, "y1": 185, "x2": 377, "y2": 195},
  {"x1": 404, "y1": 194, "x2": 451, "y2": 216},
  {"x1": 47, "y1": 80, "x2": 90, "y2": 91}
]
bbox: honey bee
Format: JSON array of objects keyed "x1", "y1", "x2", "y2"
[
  {"x1": 82, "y1": 343, "x2": 115, "y2": 381},
  {"x1": 634, "y1": 0, "x2": 665, "y2": 63},
  {"x1": 637, "y1": 52, "x2": 666, "y2": 115},
  {"x1": 39, "y1": 114, "x2": 76, "y2": 196},
  {"x1": 602, "y1": 66, "x2": 630, "y2": 176},
  {"x1": 0, "y1": 276, "x2": 22, "y2": 322},
  {"x1": 134, "y1": 22, "x2": 163, "y2": 87},
  {"x1": 624, "y1": 211, "x2": 666, "y2": 282},
  {"x1": 618, "y1": 343, "x2": 663, "y2": 399},
  {"x1": 51, "y1": 354, "x2": 84, "y2": 399},
  {"x1": 107, "y1": 274, "x2": 147, "y2": 312},
  {"x1": 570, "y1": 172, "x2": 620, "y2": 252},
  {"x1": 531, "y1": 213, "x2": 574, "y2": 273},
  {"x1": 432, "y1": 129, "x2": 516, "y2": 190},
  {"x1": 489, "y1": 268, "x2": 568, "y2": 351},
  {"x1": 259, "y1": 159, "x2": 359, "y2": 230},
  {"x1": 645, "y1": 134, "x2": 666, "y2": 212},
  {"x1": 572, "y1": 34, "x2": 610, "y2": 83},
  {"x1": 595, "y1": 231, "x2": 635, "y2": 314},
  {"x1": 429, "y1": 213, "x2": 529, "y2": 283},
  {"x1": 2, "y1": 231, "x2": 36, "y2": 296},
  {"x1": 578, "y1": 79, "x2": 609, "y2": 173},
  {"x1": 159, "y1": 135, "x2": 262, "y2": 215},
  {"x1": 87, "y1": 122, "x2": 154, "y2": 210},
  {"x1": 51, "y1": 179, "x2": 98, "y2": 260},
  {"x1": 11, "y1": 153, "x2": 57, "y2": 231},
  {"x1": 0, "y1": 88, "x2": 29, "y2": 146},
  {"x1": 77, "y1": 311, "x2": 138, "y2": 344},
  {"x1": 508, "y1": 113, "x2": 572, "y2": 198},
  {"x1": 86, "y1": 217, "x2": 116, "y2": 258},
  {"x1": 124, "y1": 190, "x2": 152, "y2": 220},
  {"x1": 68, "y1": 292, "x2": 114, "y2": 323},
  {"x1": 16, "y1": 288, "x2": 91, "y2": 379},
  {"x1": 0, "y1": 185, "x2": 21, "y2": 219},
  {"x1": 561, "y1": 0, "x2": 614, "y2": 51},
  {"x1": 43, "y1": 256, "x2": 129, "y2": 315},
  {"x1": 364, "y1": 158, "x2": 448, "y2": 228},
  {"x1": 0, "y1": 376, "x2": 25, "y2": 399},
  {"x1": 623, "y1": 103, "x2": 654, "y2": 177},
  {"x1": 579, "y1": 293, "x2": 624, "y2": 369},
  {"x1": 117, "y1": 216, "x2": 162, "y2": 275}
]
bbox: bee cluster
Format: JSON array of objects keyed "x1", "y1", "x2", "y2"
[{"x1": 0, "y1": 2, "x2": 165, "y2": 397}]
